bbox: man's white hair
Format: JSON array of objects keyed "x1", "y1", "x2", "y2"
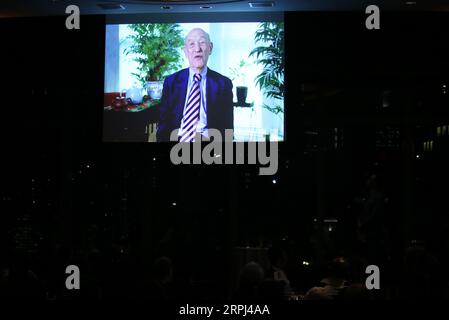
[{"x1": 184, "y1": 28, "x2": 211, "y2": 45}]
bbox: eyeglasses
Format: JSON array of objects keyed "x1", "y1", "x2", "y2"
[{"x1": 187, "y1": 40, "x2": 209, "y2": 50}]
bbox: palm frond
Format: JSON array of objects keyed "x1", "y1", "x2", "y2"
[{"x1": 251, "y1": 22, "x2": 285, "y2": 112}]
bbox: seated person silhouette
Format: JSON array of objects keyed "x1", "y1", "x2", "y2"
[
  {"x1": 265, "y1": 245, "x2": 293, "y2": 297},
  {"x1": 234, "y1": 261, "x2": 264, "y2": 301},
  {"x1": 304, "y1": 256, "x2": 349, "y2": 300}
]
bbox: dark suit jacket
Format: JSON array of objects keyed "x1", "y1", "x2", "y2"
[{"x1": 156, "y1": 67, "x2": 234, "y2": 142}]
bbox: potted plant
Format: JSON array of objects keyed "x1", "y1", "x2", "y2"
[
  {"x1": 229, "y1": 59, "x2": 250, "y2": 105},
  {"x1": 124, "y1": 23, "x2": 184, "y2": 99},
  {"x1": 249, "y1": 22, "x2": 284, "y2": 114}
]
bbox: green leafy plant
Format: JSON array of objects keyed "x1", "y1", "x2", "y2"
[
  {"x1": 124, "y1": 23, "x2": 184, "y2": 86},
  {"x1": 229, "y1": 59, "x2": 249, "y2": 84},
  {"x1": 249, "y1": 22, "x2": 284, "y2": 114}
]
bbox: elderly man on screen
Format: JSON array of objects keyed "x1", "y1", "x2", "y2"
[{"x1": 156, "y1": 28, "x2": 234, "y2": 142}]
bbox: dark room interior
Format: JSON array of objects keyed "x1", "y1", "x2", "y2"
[{"x1": 1, "y1": 0, "x2": 449, "y2": 309}]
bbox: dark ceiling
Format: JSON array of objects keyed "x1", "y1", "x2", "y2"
[{"x1": 1, "y1": 0, "x2": 449, "y2": 18}]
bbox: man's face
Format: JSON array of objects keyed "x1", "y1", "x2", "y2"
[{"x1": 183, "y1": 29, "x2": 213, "y2": 71}]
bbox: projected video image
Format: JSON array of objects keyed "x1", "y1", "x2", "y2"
[{"x1": 103, "y1": 22, "x2": 284, "y2": 142}]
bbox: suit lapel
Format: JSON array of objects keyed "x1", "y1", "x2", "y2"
[
  {"x1": 206, "y1": 68, "x2": 217, "y2": 119},
  {"x1": 173, "y1": 68, "x2": 189, "y2": 125}
]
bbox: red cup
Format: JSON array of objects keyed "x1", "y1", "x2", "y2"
[{"x1": 104, "y1": 92, "x2": 120, "y2": 107}]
